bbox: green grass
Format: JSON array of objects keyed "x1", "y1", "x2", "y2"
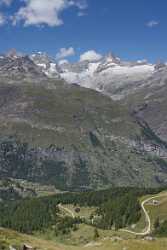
[
  {"x1": 1, "y1": 226, "x2": 167, "y2": 250},
  {"x1": 34, "y1": 222, "x2": 167, "y2": 249},
  {"x1": 36, "y1": 190, "x2": 167, "y2": 249},
  {"x1": 0, "y1": 228, "x2": 63, "y2": 250},
  {"x1": 127, "y1": 191, "x2": 167, "y2": 233},
  {"x1": 61, "y1": 204, "x2": 96, "y2": 219},
  {"x1": 145, "y1": 194, "x2": 167, "y2": 230},
  {"x1": 0, "y1": 80, "x2": 167, "y2": 189},
  {"x1": 1, "y1": 190, "x2": 167, "y2": 250}
]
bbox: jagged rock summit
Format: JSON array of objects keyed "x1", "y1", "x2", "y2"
[
  {"x1": 0, "y1": 50, "x2": 45, "y2": 80},
  {"x1": 30, "y1": 50, "x2": 163, "y2": 100}
]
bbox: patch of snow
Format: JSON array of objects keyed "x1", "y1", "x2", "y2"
[
  {"x1": 87, "y1": 62, "x2": 100, "y2": 76},
  {"x1": 37, "y1": 63, "x2": 47, "y2": 69},
  {"x1": 30, "y1": 52, "x2": 158, "y2": 100}
]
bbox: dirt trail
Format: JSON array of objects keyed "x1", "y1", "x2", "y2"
[
  {"x1": 58, "y1": 193, "x2": 167, "y2": 237},
  {"x1": 121, "y1": 193, "x2": 167, "y2": 236}
]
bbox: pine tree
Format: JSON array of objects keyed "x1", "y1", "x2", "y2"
[
  {"x1": 93, "y1": 228, "x2": 100, "y2": 240},
  {"x1": 154, "y1": 217, "x2": 160, "y2": 230}
]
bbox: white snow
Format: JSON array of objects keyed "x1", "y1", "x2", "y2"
[
  {"x1": 37, "y1": 63, "x2": 47, "y2": 69},
  {"x1": 59, "y1": 62, "x2": 155, "y2": 99},
  {"x1": 87, "y1": 62, "x2": 100, "y2": 76},
  {"x1": 49, "y1": 63, "x2": 57, "y2": 72},
  {"x1": 31, "y1": 52, "x2": 156, "y2": 100},
  {"x1": 99, "y1": 64, "x2": 154, "y2": 76},
  {"x1": 61, "y1": 72, "x2": 79, "y2": 83}
]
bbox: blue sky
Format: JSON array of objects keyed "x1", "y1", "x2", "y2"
[{"x1": 0, "y1": 0, "x2": 166, "y2": 62}]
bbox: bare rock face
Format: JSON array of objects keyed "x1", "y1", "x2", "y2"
[
  {"x1": 0, "y1": 53, "x2": 46, "y2": 79},
  {"x1": 125, "y1": 65, "x2": 167, "y2": 142},
  {"x1": 30, "y1": 52, "x2": 60, "y2": 78}
]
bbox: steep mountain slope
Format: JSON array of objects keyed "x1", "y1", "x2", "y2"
[
  {"x1": 30, "y1": 52, "x2": 60, "y2": 78},
  {"x1": 59, "y1": 55, "x2": 155, "y2": 100},
  {"x1": 0, "y1": 53, "x2": 166, "y2": 190},
  {"x1": 30, "y1": 51, "x2": 167, "y2": 145},
  {"x1": 0, "y1": 54, "x2": 45, "y2": 79},
  {"x1": 122, "y1": 65, "x2": 167, "y2": 142}
]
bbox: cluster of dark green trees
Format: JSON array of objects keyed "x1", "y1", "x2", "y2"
[
  {"x1": 96, "y1": 192, "x2": 141, "y2": 230},
  {"x1": 0, "y1": 197, "x2": 59, "y2": 233},
  {"x1": 0, "y1": 187, "x2": 166, "y2": 234},
  {"x1": 54, "y1": 216, "x2": 81, "y2": 235}
]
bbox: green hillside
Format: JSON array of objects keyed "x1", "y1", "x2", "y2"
[
  {"x1": 0, "y1": 78, "x2": 166, "y2": 190},
  {"x1": 0, "y1": 188, "x2": 167, "y2": 250}
]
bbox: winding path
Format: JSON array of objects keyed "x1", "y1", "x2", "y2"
[
  {"x1": 58, "y1": 193, "x2": 167, "y2": 236},
  {"x1": 120, "y1": 193, "x2": 167, "y2": 236}
]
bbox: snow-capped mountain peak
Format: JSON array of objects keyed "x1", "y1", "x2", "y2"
[
  {"x1": 29, "y1": 51, "x2": 167, "y2": 100},
  {"x1": 104, "y1": 52, "x2": 121, "y2": 63},
  {"x1": 0, "y1": 50, "x2": 166, "y2": 101},
  {"x1": 30, "y1": 52, "x2": 60, "y2": 78}
]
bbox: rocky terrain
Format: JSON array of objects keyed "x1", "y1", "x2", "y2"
[
  {"x1": 0, "y1": 51, "x2": 166, "y2": 191},
  {"x1": 31, "y1": 52, "x2": 155, "y2": 99}
]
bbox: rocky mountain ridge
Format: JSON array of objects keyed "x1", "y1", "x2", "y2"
[
  {"x1": 0, "y1": 53, "x2": 46, "y2": 80},
  {"x1": 30, "y1": 51, "x2": 167, "y2": 101},
  {"x1": 1, "y1": 50, "x2": 165, "y2": 100}
]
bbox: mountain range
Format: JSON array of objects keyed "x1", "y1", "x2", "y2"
[
  {"x1": 31, "y1": 51, "x2": 162, "y2": 99},
  {"x1": 0, "y1": 50, "x2": 167, "y2": 191}
]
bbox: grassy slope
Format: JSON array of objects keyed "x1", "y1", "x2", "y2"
[
  {"x1": 1, "y1": 191, "x2": 167, "y2": 250},
  {"x1": 1, "y1": 226, "x2": 167, "y2": 250},
  {"x1": 122, "y1": 73, "x2": 167, "y2": 143},
  {"x1": 60, "y1": 204, "x2": 95, "y2": 218},
  {"x1": 145, "y1": 192, "x2": 167, "y2": 231},
  {"x1": 0, "y1": 228, "x2": 63, "y2": 250},
  {"x1": 0, "y1": 80, "x2": 166, "y2": 188},
  {"x1": 124, "y1": 191, "x2": 167, "y2": 233},
  {"x1": 36, "y1": 191, "x2": 167, "y2": 249},
  {"x1": 0, "y1": 80, "x2": 138, "y2": 147}
]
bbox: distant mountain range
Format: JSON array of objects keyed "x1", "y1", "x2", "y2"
[
  {"x1": 0, "y1": 50, "x2": 167, "y2": 190},
  {"x1": 30, "y1": 51, "x2": 166, "y2": 99},
  {"x1": 1, "y1": 50, "x2": 166, "y2": 100}
]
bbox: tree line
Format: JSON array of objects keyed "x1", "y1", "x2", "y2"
[{"x1": 0, "y1": 186, "x2": 166, "y2": 234}]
